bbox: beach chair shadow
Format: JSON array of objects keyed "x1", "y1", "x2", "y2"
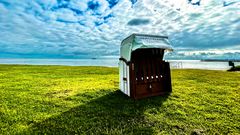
[{"x1": 23, "y1": 90, "x2": 169, "y2": 134}]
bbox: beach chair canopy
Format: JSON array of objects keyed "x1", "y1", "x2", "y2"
[{"x1": 120, "y1": 34, "x2": 173, "y2": 61}]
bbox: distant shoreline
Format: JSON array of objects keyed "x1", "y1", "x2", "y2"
[
  {"x1": 0, "y1": 59, "x2": 239, "y2": 70},
  {"x1": 1, "y1": 58, "x2": 240, "y2": 62},
  {"x1": 201, "y1": 59, "x2": 240, "y2": 62}
]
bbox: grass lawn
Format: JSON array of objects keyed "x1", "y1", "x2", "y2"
[{"x1": 0, "y1": 65, "x2": 239, "y2": 134}]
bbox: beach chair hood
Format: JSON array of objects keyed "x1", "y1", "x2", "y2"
[{"x1": 120, "y1": 34, "x2": 173, "y2": 62}]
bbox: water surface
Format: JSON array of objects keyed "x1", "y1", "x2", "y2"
[{"x1": 0, "y1": 59, "x2": 239, "y2": 70}]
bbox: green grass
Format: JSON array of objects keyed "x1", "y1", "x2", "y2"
[{"x1": 0, "y1": 65, "x2": 239, "y2": 134}]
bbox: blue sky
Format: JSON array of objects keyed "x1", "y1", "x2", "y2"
[{"x1": 0, "y1": 0, "x2": 239, "y2": 59}]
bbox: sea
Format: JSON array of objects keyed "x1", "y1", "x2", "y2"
[{"x1": 0, "y1": 58, "x2": 239, "y2": 70}]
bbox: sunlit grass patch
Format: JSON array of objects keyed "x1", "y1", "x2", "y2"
[{"x1": 0, "y1": 65, "x2": 239, "y2": 134}]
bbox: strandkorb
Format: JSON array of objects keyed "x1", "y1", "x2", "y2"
[{"x1": 119, "y1": 34, "x2": 173, "y2": 99}]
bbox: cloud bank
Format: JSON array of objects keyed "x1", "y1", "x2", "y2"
[{"x1": 0, "y1": 0, "x2": 239, "y2": 59}]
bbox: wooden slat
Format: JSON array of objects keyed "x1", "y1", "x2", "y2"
[
  {"x1": 143, "y1": 59, "x2": 147, "y2": 83},
  {"x1": 134, "y1": 60, "x2": 139, "y2": 83},
  {"x1": 161, "y1": 61, "x2": 165, "y2": 80},
  {"x1": 139, "y1": 60, "x2": 142, "y2": 83},
  {"x1": 160, "y1": 60, "x2": 164, "y2": 80},
  {"x1": 146, "y1": 59, "x2": 149, "y2": 83},
  {"x1": 157, "y1": 59, "x2": 161, "y2": 81},
  {"x1": 148, "y1": 59, "x2": 152, "y2": 82},
  {"x1": 152, "y1": 58, "x2": 157, "y2": 82},
  {"x1": 138, "y1": 59, "x2": 142, "y2": 83}
]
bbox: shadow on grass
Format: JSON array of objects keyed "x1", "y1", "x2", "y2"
[
  {"x1": 227, "y1": 66, "x2": 240, "y2": 71},
  {"x1": 23, "y1": 90, "x2": 169, "y2": 134}
]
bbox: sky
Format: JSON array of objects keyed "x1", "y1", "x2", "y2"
[{"x1": 0, "y1": 0, "x2": 239, "y2": 59}]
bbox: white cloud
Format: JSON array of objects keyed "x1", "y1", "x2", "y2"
[
  {"x1": 55, "y1": 8, "x2": 78, "y2": 22},
  {"x1": 69, "y1": 0, "x2": 88, "y2": 11},
  {"x1": 0, "y1": 0, "x2": 239, "y2": 59}
]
